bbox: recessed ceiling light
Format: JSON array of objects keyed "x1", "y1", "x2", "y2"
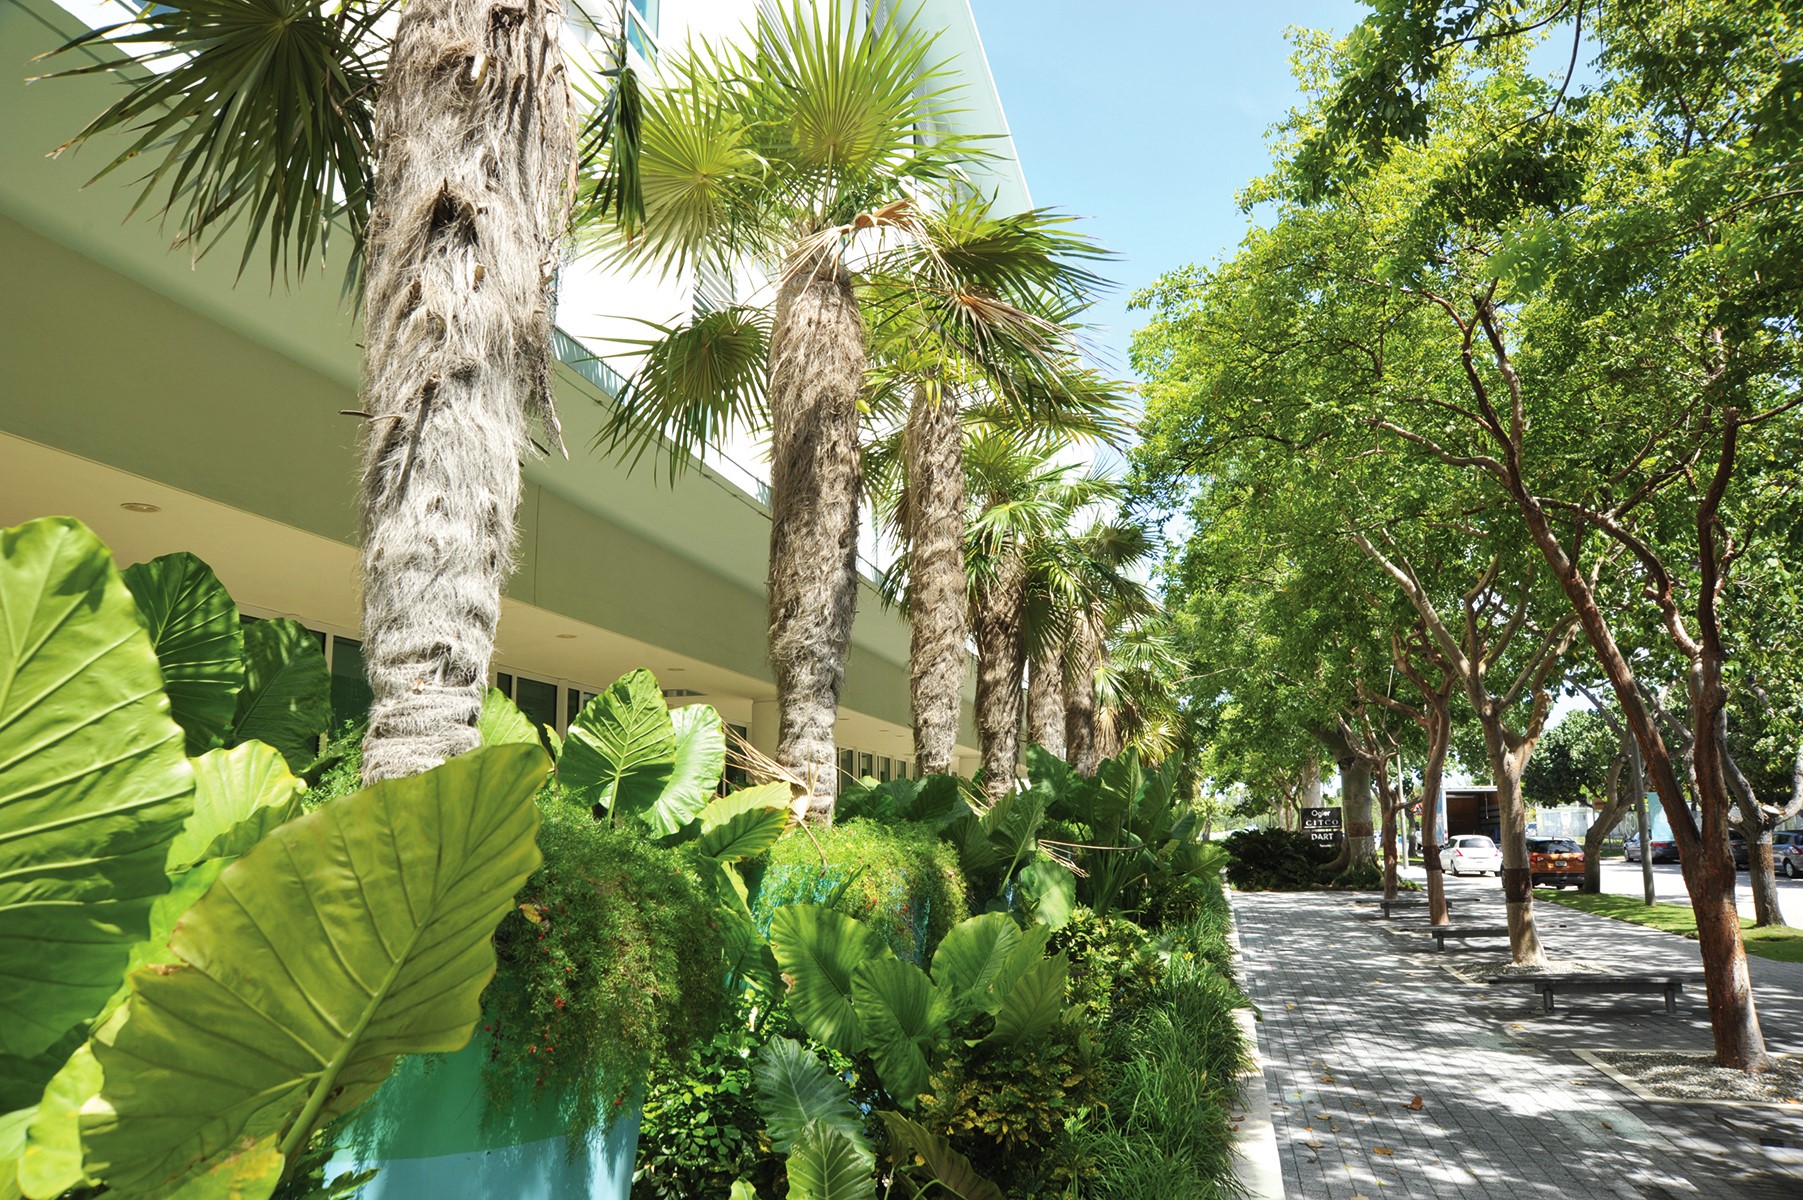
[
  {"x1": 119, "y1": 502, "x2": 161, "y2": 514},
  {"x1": 666, "y1": 666, "x2": 686, "y2": 673},
  {"x1": 555, "y1": 633, "x2": 577, "y2": 640}
]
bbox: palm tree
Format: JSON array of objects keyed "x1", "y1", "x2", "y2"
[
  {"x1": 865, "y1": 327, "x2": 1127, "y2": 778},
  {"x1": 1026, "y1": 515, "x2": 1156, "y2": 765},
  {"x1": 44, "y1": 0, "x2": 643, "y2": 781},
  {"x1": 960, "y1": 435, "x2": 1118, "y2": 798},
  {"x1": 597, "y1": 5, "x2": 1105, "y2": 817}
]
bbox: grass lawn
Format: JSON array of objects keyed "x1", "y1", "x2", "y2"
[{"x1": 1535, "y1": 888, "x2": 1803, "y2": 963}]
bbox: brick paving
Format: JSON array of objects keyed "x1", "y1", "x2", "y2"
[{"x1": 1230, "y1": 880, "x2": 1803, "y2": 1200}]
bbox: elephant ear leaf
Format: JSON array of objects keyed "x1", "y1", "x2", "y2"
[
  {"x1": 476, "y1": 688, "x2": 540, "y2": 749},
  {"x1": 167, "y1": 742, "x2": 305, "y2": 870},
  {"x1": 230, "y1": 620, "x2": 330, "y2": 771},
  {"x1": 122, "y1": 552, "x2": 244, "y2": 755},
  {"x1": 928, "y1": 913, "x2": 1023, "y2": 1020},
  {"x1": 785, "y1": 1122, "x2": 874, "y2": 1200},
  {"x1": 79, "y1": 743, "x2": 549, "y2": 1198},
  {"x1": 0, "y1": 517, "x2": 193, "y2": 1102},
  {"x1": 850, "y1": 958, "x2": 947, "y2": 1104},
  {"x1": 653, "y1": 704, "x2": 727, "y2": 836},
  {"x1": 696, "y1": 785, "x2": 793, "y2": 861},
  {"x1": 988, "y1": 953, "x2": 1068, "y2": 1046},
  {"x1": 878, "y1": 1111, "x2": 1003, "y2": 1200},
  {"x1": 767, "y1": 906, "x2": 892, "y2": 1054},
  {"x1": 559, "y1": 669, "x2": 676, "y2": 818},
  {"x1": 750, "y1": 1037, "x2": 865, "y2": 1156}
]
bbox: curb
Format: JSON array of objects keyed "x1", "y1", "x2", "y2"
[{"x1": 1222, "y1": 887, "x2": 1285, "y2": 1200}]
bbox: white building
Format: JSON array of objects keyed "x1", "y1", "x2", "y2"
[{"x1": 0, "y1": 0, "x2": 1035, "y2": 780}]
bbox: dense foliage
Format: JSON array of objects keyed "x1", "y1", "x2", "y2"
[
  {"x1": 755, "y1": 817, "x2": 971, "y2": 963},
  {"x1": 1221, "y1": 827, "x2": 1336, "y2": 891},
  {"x1": 484, "y1": 805, "x2": 732, "y2": 1143}
]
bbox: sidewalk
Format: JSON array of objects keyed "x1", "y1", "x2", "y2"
[{"x1": 1230, "y1": 884, "x2": 1803, "y2": 1200}]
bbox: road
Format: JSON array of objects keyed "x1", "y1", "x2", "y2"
[{"x1": 1397, "y1": 854, "x2": 1803, "y2": 924}]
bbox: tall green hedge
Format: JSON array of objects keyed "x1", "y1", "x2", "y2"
[{"x1": 750, "y1": 818, "x2": 970, "y2": 962}]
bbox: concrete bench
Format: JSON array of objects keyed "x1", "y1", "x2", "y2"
[
  {"x1": 1483, "y1": 972, "x2": 1706, "y2": 1015},
  {"x1": 1380, "y1": 896, "x2": 1452, "y2": 919},
  {"x1": 1427, "y1": 925, "x2": 1511, "y2": 951}
]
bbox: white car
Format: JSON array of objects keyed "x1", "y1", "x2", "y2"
[{"x1": 1439, "y1": 835, "x2": 1502, "y2": 876}]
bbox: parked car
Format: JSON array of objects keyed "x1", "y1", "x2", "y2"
[
  {"x1": 1729, "y1": 830, "x2": 1748, "y2": 869},
  {"x1": 1439, "y1": 834, "x2": 1502, "y2": 877},
  {"x1": 1776, "y1": 832, "x2": 1803, "y2": 879},
  {"x1": 1527, "y1": 837, "x2": 1585, "y2": 888},
  {"x1": 1623, "y1": 832, "x2": 1678, "y2": 863}
]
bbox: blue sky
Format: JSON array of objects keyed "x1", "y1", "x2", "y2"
[{"x1": 972, "y1": 0, "x2": 1368, "y2": 381}]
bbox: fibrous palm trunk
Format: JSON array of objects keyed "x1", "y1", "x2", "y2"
[
  {"x1": 1024, "y1": 641, "x2": 1066, "y2": 760},
  {"x1": 767, "y1": 245, "x2": 865, "y2": 821},
  {"x1": 1064, "y1": 610, "x2": 1100, "y2": 776},
  {"x1": 973, "y1": 556, "x2": 1027, "y2": 800},
  {"x1": 903, "y1": 384, "x2": 966, "y2": 776},
  {"x1": 358, "y1": 0, "x2": 574, "y2": 783}
]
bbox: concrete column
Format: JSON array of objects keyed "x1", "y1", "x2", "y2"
[{"x1": 750, "y1": 699, "x2": 781, "y2": 758}]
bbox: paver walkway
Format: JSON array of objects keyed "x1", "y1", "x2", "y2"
[{"x1": 1231, "y1": 882, "x2": 1803, "y2": 1200}]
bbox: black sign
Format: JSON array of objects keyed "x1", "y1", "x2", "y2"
[{"x1": 1301, "y1": 807, "x2": 1343, "y2": 846}]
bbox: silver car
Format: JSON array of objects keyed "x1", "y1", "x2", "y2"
[
  {"x1": 1439, "y1": 834, "x2": 1502, "y2": 877},
  {"x1": 1776, "y1": 831, "x2": 1803, "y2": 879}
]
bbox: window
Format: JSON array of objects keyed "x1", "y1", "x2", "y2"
[
  {"x1": 877, "y1": 756, "x2": 891, "y2": 783},
  {"x1": 329, "y1": 636, "x2": 373, "y2": 727},
  {"x1": 859, "y1": 753, "x2": 874, "y2": 779},
  {"x1": 514, "y1": 677, "x2": 558, "y2": 733},
  {"x1": 839, "y1": 749, "x2": 856, "y2": 782},
  {"x1": 726, "y1": 725, "x2": 751, "y2": 789}
]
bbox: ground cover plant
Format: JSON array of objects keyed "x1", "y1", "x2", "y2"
[{"x1": 1535, "y1": 890, "x2": 1803, "y2": 965}]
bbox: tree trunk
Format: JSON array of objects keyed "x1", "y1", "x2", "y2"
[
  {"x1": 1064, "y1": 611, "x2": 1100, "y2": 777},
  {"x1": 766, "y1": 246, "x2": 865, "y2": 821},
  {"x1": 358, "y1": 0, "x2": 575, "y2": 784},
  {"x1": 1725, "y1": 744, "x2": 1787, "y2": 928},
  {"x1": 1420, "y1": 701, "x2": 1451, "y2": 925},
  {"x1": 1510, "y1": 486, "x2": 1766, "y2": 1066},
  {"x1": 1377, "y1": 768, "x2": 1400, "y2": 900},
  {"x1": 973, "y1": 557, "x2": 1027, "y2": 800},
  {"x1": 1024, "y1": 641, "x2": 1066, "y2": 760},
  {"x1": 1301, "y1": 754, "x2": 1323, "y2": 808},
  {"x1": 1581, "y1": 752, "x2": 1631, "y2": 895},
  {"x1": 1480, "y1": 717, "x2": 1546, "y2": 968},
  {"x1": 902, "y1": 384, "x2": 966, "y2": 776},
  {"x1": 1335, "y1": 754, "x2": 1377, "y2": 874}
]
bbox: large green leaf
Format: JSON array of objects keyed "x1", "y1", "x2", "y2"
[
  {"x1": 167, "y1": 742, "x2": 305, "y2": 870},
  {"x1": 785, "y1": 1122, "x2": 873, "y2": 1200},
  {"x1": 767, "y1": 905, "x2": 892, "y2": 1054},
  {"x1": 122, "y1": 553, "x2": 243, "y2": 755},
  {"x1": 80, "y1": 744, "x2": 549, "y2": 1197},
  {"x1": 878, "y1": 1112, "x2": 1003, "y2": 1200},
  {"x1": 16, "y1": 1046, "x2": 101, "y2": 1199},
  {"x1": 719, "y1": 908, "x2": 780, "y2": 998},
  {"x1": 559, "y1": 669, "x2": 677, "y2": 819},
  {"x1": 696, "y1": 791, "x2": 792, "y2": 862},
  {"x1": 989, "y1": 954, "x2": 1068, "y2": 1046},
  {"x1": 0, "y1": 517, "x2": 193, "y2": 1103},
  {"x1": 476, "y1": 688, "x2": 540, "y2": 749},
  {"x1": 750, "y1": 1037, "x2": 865, "y2": 1156},
  {"x1": 655, "y1": 704, "x2": 727, "y2": 835},
  {"x1": 850, "y1": 958, "x2": 947, "y2": 1103},
  {"x1": 230, "y1": 620, "x2": 330, "y2": 771},
  {"x1": 928, "y1": 914, "x2": 1025, "y2": 1021},
  {"x1": 1015, "y1": 857, "x2": 1077, "y2": 930}
]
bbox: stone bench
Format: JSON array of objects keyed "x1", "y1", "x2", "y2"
[
  {"x1": 1380, "y1": 896, "x2": 1452, "y2": 919},
  {"x1": 1483, "y1": 972, "x2": 1706, "y2": 1015},
  {"x1": 1427, "y1": 925, "x2": 1511, "y2": 951}
]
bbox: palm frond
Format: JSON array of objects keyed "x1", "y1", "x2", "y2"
[
  {"x1": 38, "y1": 0, "x2": 390, "y2": 284},
  {"x1": 595, "y1": 306, "x2": 773, "y2": 479}
]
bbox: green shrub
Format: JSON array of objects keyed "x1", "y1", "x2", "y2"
[
  {"x1": 484, "y1": 803, "x2": 731, "y2": 1143},
  {"x1": 753, "y1": 818, "x2": 970, "y2": 962},
  {"x1": 917, "y1": 1020, "x2": 1105, "y2": 1198},
  {"x1": 1221, "y1": 827, "x2": 1333, "y2": 890},
  {"x1": 1050, "y1": 908, "x2": 1162, "y2": 1026},
  {"x1": 632, "y1": 1004, "x2": 788, "y2": 1200}
]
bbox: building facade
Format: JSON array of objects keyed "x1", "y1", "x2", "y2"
[{"x1": 0, "y1": 0, "x2": 1031, "y2": 781}]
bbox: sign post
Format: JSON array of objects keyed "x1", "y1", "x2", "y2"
[{"x1": 1301, "y1": 806, "x2": 1343, "y2": 848}]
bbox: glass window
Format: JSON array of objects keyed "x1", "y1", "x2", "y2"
[
  {"x1": 838, "y1": 749, "x2": 856, "y2": 781},
  {"x1": 497, "y1": 671, "x2": 514, "y2": 696},
  {"x1": 725, "y1": 724, "x2": 751, "y2": 790},
  {"x1": 330, "y1": 636, "x2": 374, "y2": 727},
  {"x1": 515, "y1": 677, "x2": 558, "y2": 734},
  {"x1": 877, "y1": 756, "x2": 891, "y2": 783},
  {"x1": 859, "y1": 752, "x2": 874, "y2": 779}
]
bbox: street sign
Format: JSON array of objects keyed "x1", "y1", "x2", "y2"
[{"x1": 1301, "y1": 806, "x2": 1342, "y2": 846}]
